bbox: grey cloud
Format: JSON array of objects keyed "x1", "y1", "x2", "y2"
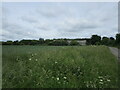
[
  {"x1": 55, "y1": 18, "x2": 103, "y2": 38},
  {"x1": 37, "y1": 9, "x2": 57, "y2": 18},
  {"x1": 3, "y1": 22, "x2": 21, "y2": 31},
  {"x1": 36, "y1": 7, "x2": 66, "y2": 18},
  {"x1": 2, "y1": 22, "x2": 39, "y2": 40},
  {"x1": 58, "y1": 18, "x2": 101, "y2": 33},
  {"x1": 69, "y1": 23, "x2": 99, "y2": 32},
  {"x1": 21, "y1": 16, "x2": 38, "y2": 23},
  {"x1": 36, "y1": 26, "x2": 49, "y2": 30}
]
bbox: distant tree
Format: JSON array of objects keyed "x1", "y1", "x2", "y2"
[
  {"x1": 39, "y1": 38, "x2": 44, "y2": 44},
  {"x1": 101, "y1": 37, "x2": 109, "y2": 45},
  {"x1": 19, "y1": 40, "x2": 30, "y2": 45},
  {"x1": 70, "y1": 40, "x2": 79, "y2": 46},
  {"x1": 91, "y1": 35, "x2": 101, "y2": 45},
  {"x1": 47, "y1": 39, "x2": 68, "y2": 46},
  {"x1": 86, "y1": 39, "x2": 91, "y2": 45},
  {"x1": 109, "y1": 37, "x2": 115, "y2": 46},
  {"x1": 0, "y1": 42, "x2": 2, "y2": 45},
  {"x1": 60, "y1": 40, "x2": 68, "y2": 46},
  {"x1": 116, "y1": 33, "x2": 120, "y2": 45},
  {"x1": 110, "y1": 37, "x2": 115, "y2": 40},
  {"x1": 5, "y1": 41, "x2": 13, "y2": 45},
  {"x1": 13, "y1": 40, "x2": 19, "y2": 45},
  {"x1": 45, "y1": 39, "x2": 53, "y2": 45},
  {"x1": 2, "y1": 42, "x2": 6, "y2": 45},
  {"x1": 39, "y1": 38, "x2": 44, "y2": 41},
  {"x1": 95, "y1": 42, "x2": 101, "y2": 45},
  {"x1": 30, "y1": 40, "x2": 39, "y2": 45}
]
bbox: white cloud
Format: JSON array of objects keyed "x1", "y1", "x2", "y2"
[{"x1": 1, "y1": 2, "x2": 118, "y2": 41}]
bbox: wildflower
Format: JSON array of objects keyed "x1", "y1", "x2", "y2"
[
  {"x1": 77, "y1": 67, "x2": 80, "y2": 71},
  {"x1": 29, "y1": 58, "x2": 31, "y2": 61},
  {"x1": 63, "y1": 77, "x2": 67, "y2": 79},
  {"x1": 99, "y1": 82, "x2": 103, "y2": 84},
  {"x1": 56, "y1": 77, "x2": 59, "y2": 80},
  {"x1": 52, "y1": 76, "x2": 54, "y2": 78},
  {"x1": 16, "y1": 58, "x2": 19, "y2": 61},
  {"x1": 98, "y1": 76, "x2": 103, "y2": 79},
  {"x1": 100, "y1": 79, "x2": 103, "y2": 82},
  {"x1": 55, "y1": 61, "x2": 58, "y2": 64},
  {"x1": 107, "y1": 79, "x2": 110, "y2": 82},
  {"x1": 35, "y1": 59, "x2": 38, "y2": 61},
  {"x1": 29, "y1": 69, "x2": 32, "y2": 73}
]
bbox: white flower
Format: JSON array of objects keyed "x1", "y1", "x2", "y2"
[
  {"x1": 99, "y1": 82, "x2": 103, "y2": 84},
  {"x1": 98, "y1": 76, "x2": 102, "y2": 78},
  {"x1": 63, "y1": 77, "x2": 67, "y2": 79},
  {"x1": 35, "y1": 59, "x2": 38, "y2": 61},
  {"x1": 29, "y1": 58, "x2": 31, "y2": 61},
  {"x1": 100, "y1": 79, "x2": 103, "y2": 82},
  {"x1": 56, "y1": 77, "x2": 59, "y2": 80},
  {"x1": 55, "y1": 61, "x2": 58, "y2": 64},
  {"x1": 107, "y1": 79, "x2": 110, "y2": 82}
]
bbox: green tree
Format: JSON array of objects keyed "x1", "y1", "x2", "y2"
[
  {"x1": 109, "y1": 37, "x2": 115, "y2": 46},
  {"x1": 91, "y1": 35, "x2": 101, "y2": 45},
  {"x1": 13, "y1": 40, "x2": 19, "y2": 45},
  {"x1": 48, "y1": 40, "x2": 68, "y2": 46},
  {"x1": 116, "y1": 33, "x2": 120, "y2": 45},
  {"x1": 6, "y1": 41, "x2": 13, "y2": 45},
  {"x1": 20, "y1": 40, "x2": 31, "y2": 45},
  {"x1": 101, "y1": 37, "x2": 109, "y2": 45},
  {"x1": 70, "y1": 40, "x2": 79, "y2": 46},
  {"x1": 39, "y1": 38, "x2": 44, "y2": 44}
]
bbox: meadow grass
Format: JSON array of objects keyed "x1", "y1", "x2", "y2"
[{"x1": 2, "y1": 45, "x2": 118, "y2": 88}]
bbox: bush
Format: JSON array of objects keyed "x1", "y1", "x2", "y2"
[{"x1": 70, "y1": 40, "x2": 79, "y2": 46}]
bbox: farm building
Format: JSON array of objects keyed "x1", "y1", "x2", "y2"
[
  {"x1": 67, "y1": 40, "x2": 87, "y2": 45},
  {"x1": 76, "y1": 40, "x2": 86, "y2": 45},
  {"x1": 66, "y1": 38, "x2": 91, "y2": 45}
]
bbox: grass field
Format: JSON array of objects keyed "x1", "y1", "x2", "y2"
[{"x1": 2, "y1": 45, "x2": 118, "y2": 88}]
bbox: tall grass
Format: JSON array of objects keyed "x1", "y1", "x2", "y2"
[{"x1": 2, "y1": 45, "x2": 118, "y2": 88}]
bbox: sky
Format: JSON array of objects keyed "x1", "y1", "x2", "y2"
[{"x1": 1, "y1": 2, "x2": 118, "y2": 41}]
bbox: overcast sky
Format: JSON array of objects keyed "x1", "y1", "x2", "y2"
[{"x1": 1, "y1": 2, "x2": 118, "y2": 41}]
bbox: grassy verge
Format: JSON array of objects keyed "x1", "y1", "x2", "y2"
[{"x1": 2, "y1": 45, "x2": 118, "y2": 88}]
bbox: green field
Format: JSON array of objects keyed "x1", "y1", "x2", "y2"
[{"x1": 2, "y1": 45, "x2": 118, "y2": 88}]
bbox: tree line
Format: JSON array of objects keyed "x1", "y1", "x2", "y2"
[
  {"x1": 1, "y1": 33, "x2": 120, "y2": 47},
  {"x1": 90, "y1": 33, "x2": 120, "y2": 47}
]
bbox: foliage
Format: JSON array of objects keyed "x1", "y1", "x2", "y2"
[
  {"x1": 1, "y1": 33, "x2": 119, "y2": 47},
  {"x1": 48, "y1": 40, "x2": 68, "y2": 46},
  {"x1": 116, "y1": 33, "x2": 120, "y2": 45},
  {"x1": 91, "y1": 35, "x2": 101, "y2": 45},
  {"x1": 101, "y1": 37, "x2": 115, "y2": 46},
  {"x1": 70, "y1": 40, "x2": 79, "y2": 46},
  {"x1": 101, "y1": 37, "x2": 110, "y2": 45}
]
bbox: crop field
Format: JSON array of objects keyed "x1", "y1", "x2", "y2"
[{"x1": 2, "y1": 45, "x2": 118, "y2": 88}]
